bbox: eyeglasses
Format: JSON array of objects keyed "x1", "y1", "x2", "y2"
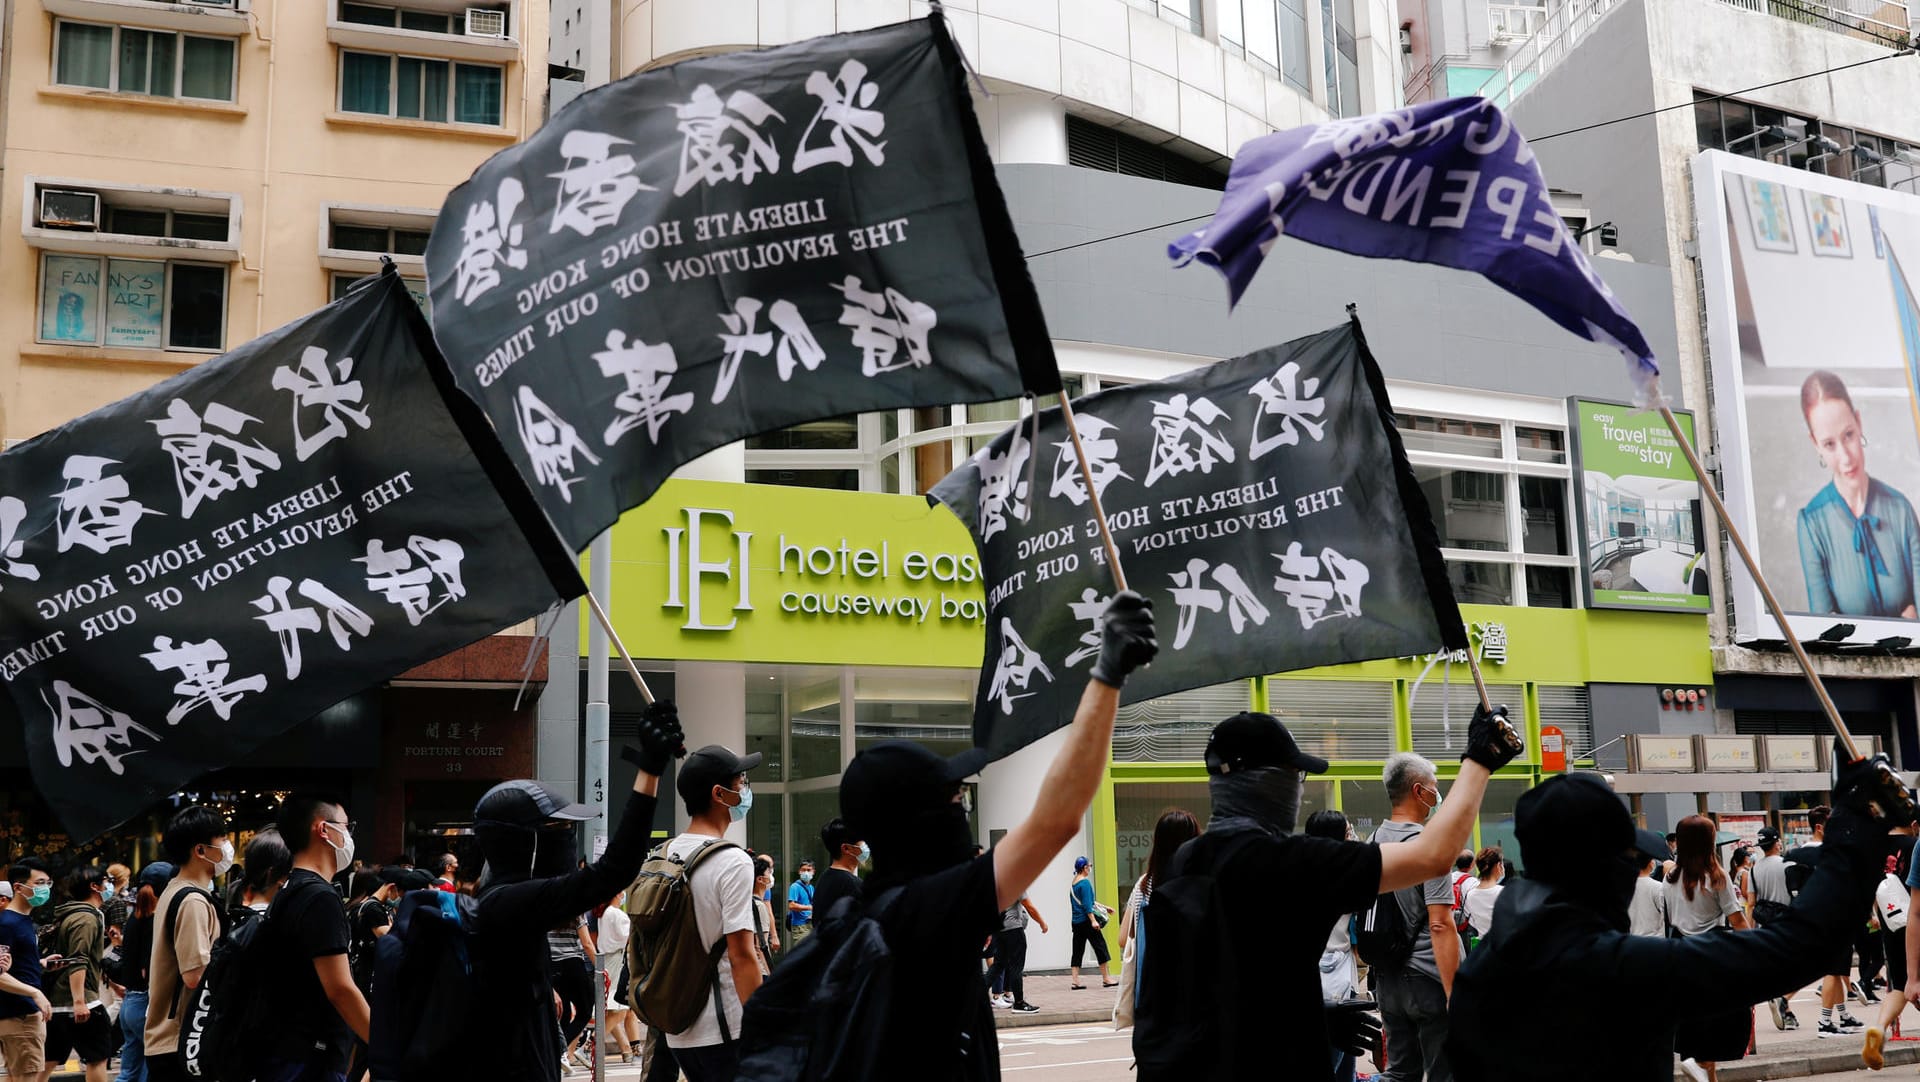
[{"x1": 325, "y1": 820, "x2": 357, "y2": 835}]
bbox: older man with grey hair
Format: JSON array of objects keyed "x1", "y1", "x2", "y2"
[{"x1": 1371, "y1": 751, "x2": 1458, "y2": 1082}]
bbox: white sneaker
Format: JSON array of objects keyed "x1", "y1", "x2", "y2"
[
  {"x1": 1679, "y1": 1057, "x2": 1709, "y2": 1082},
  {"x1": 992, "y1": 994, "x2": 1013, "y2": 1008}
]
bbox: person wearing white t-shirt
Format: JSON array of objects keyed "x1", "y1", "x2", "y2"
[
  {"x1": 597, "y1": 892, "x2": 638, "y2": 1064},
  {"x1": 1627, "y1": 829, "x2": 1671, "y2": 938},
  {"x1": 1461, "y1": 848, "x2": 1504, "y2": 941},
  {"x1": 662, "y1": 745, "x2": 763, "y2": 1082}
]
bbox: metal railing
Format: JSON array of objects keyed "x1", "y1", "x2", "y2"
[{"x1": 1714, "y1": 0, "x2": 1911, "y2": 47}]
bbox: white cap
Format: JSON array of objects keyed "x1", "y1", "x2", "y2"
[{"x1": 0, "y1": 881, "x2": 12, "y2": 901}]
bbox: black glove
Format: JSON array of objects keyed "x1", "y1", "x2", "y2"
[
  {"x1": 1460, "y1": 703, "x2": 1523, "y2": 771},
  {"x1": 1089, "y1": 591, "x2": 1157, "y2": 689},
  {"x1": 1832, "y1": 738, "x2": 1917, "y2": 829},
  {"x1": 1324, "y1": 997, "x2": 1382, "y2": 1059},
  {"x1": 620, "y1": 700, "x2": 686, "y2": 776}
]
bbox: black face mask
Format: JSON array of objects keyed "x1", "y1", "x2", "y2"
[
  {"x1": 533, "y1": 823, "x2": 579, "y2": 878},
  {"x1": 1209, "y1": 766, "x2": 1304, "y2": 834},
  {"x1": 870, "y1": 803, "x2": 974, "y2": 889}
]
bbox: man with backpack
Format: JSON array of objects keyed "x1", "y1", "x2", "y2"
[
  {"x1": 146, "y1": 806, "x2": 232, "y2": 1082},
  {"x1": 1131, "y1": 706, "x2": 1516, "y2": 1082},
  {"x1": 1448, "y1": 747, "x2": 1912, "y2": 1081},
  {"x1": 367, "y1": 700, "x2": 683, "y2": 1082},
  {"x1": 1370, "y1": 751, "x2": 1467, "y2": 1082},
  {"x1": 44, "y1": 865, "x2": 113, "y2": 1082},
  {"x1": 643, "y1": 743, "x2": 764, "y2": 1081}
]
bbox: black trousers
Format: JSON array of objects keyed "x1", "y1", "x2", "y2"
[
  {"x1": 553, "y1": 956, "x2": 596, "y2": 1045},
  {"x1": 1071, "y1": 920, "x2": 1110, "y2": 968},
  {"x1": 1888, "y1": 926, "x2": 1909, "y2": 995},
  {"x1": 995, "y1": 928, "x2": 1030, "y2": 1005},
  {"x1": 1860, "y1": 922, "x2": 1887, "y2": 988}
]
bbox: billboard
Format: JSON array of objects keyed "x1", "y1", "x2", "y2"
[
  {"x1": 1696, "y1": 150, "x2": 1920, "y2": 643},
  {"x1": 1569, "y1": 398, "x2": 1708, "y2": 612}
]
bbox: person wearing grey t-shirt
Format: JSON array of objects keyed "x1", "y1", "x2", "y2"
[{"x1": 1370, "y1": 753, "x2": 1457, "y2": 1082}]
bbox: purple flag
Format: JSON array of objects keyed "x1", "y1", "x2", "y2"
[{"x1": 1170, "y1": 96, "x2": 1660, "y2": 396}]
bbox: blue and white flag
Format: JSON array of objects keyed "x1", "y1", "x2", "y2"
[{"x1": 1170, "y1": 96, "x2": 1661, "y2": 397}]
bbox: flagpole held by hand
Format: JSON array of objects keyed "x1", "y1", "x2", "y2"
[
  {"x1": 1057, "y1": 393, "x2": 1129, "y2": 593},
  {"x1": 1651, "y1": 401, "x2": 1860, "y2": 762}
]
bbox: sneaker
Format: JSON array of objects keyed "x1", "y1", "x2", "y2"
[
  {"x1": 1841, "y1": 1014, "x2": 1868, "y2": 1031},
  {"x1": 1821, "y1": 1020, "x2": 1848, "y2": 1038},
  {"x1": 1865, "y1": 987, "x2": 1883, "y2": 1004},
  {"x1": 1011, "y1": 1003, "x2": 1041, "y2": 1014},
  {"x1": 991, "y1": 995, "x2": 1012, "y2": 1009},
  {"x1": 1865, "y1": 1025, "x2": 1888, "y2": 1070},
  {"x1": 1785, "y1": 1012, "x2": 1801, "y2": 1030},
  {"x1": 1771, "y1": 997, "x2": 1787, "y2": 1030},
  {"x1": 1679, "y1": 1057, "x2": 1709, "y2": 1082}
]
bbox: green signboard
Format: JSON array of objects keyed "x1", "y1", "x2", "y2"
[{"x1": 1569, "y1": 399, "x2": 1710, "y2": 612}]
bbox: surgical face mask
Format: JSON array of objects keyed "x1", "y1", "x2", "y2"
[
  {"x1": 721, "y1": 784, "x2": 753, "y2": 822},
  {"x1": 26, "y1": 884, "x2": 50, "y2": 908},
  {"x1": 100, "y1": 882, "x2": 115, "y2": 903},
  {"x1": 1420, "y1": 785, "x2": 1443, "y2": 816},
  {"x1": 322, "y1": 821, "x2": 356, "y2": 872},
  {"x1": 857, "y1": 842, "x2": 870, "y2": 865},
  {"x1": 204, "y1": 839, "x2": 236, "y2": 877},
  {"x1": 799, "y1": 870, "x2": 813, "y2": 883}
]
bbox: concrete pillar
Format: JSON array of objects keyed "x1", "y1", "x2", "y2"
[
  {"x1": 976, "y1": 726, "x2": 1090, "y2": 971},
  {"x1": 673, "y1": 660, "x2": 749, "y2": 840}
]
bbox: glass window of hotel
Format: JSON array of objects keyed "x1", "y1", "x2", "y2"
[
  {"x1": 54, "y1": 22, "x2": 236, "y2": 101},
  {"x1": 853, "y1": 672, "x2": 975, "y2": 760},
  {"x1": 37, "y1": 254, "x2": 226, "y2": 351},
  {"x1": 340, "y1": 52, "x2": 503, "y2": 125},
  {"x1": 1219, "y1": 0, "x2": 1312, "y2": 93},
  {"x1": 1321, "y1": 0, "x2": 1361, "y2": 118}
]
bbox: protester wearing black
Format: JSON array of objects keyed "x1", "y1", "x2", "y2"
[
  {"x1": 1446, "y1": 750, "x2": 1912, "y2": 1082},
  {"x1": 833, "y1": 591, "x2": 1158, "y2": 1082},
  {"x1": 814, "y1": 819, "x2": 866, "y2": 919},
  {"x1": 453, "y1": 701, "x2": 683, "y2": 1082},
  {"x1": 1132, "y1": 705, "x2": 1518, "y2": 1082},
  {"x1": 256, "y1": 793, "x2": 367, "y2": 1082}
]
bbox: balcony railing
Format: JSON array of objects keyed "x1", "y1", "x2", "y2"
[{"x1": 1714, "y1": 0, "x2": 1911, "y2": 47}]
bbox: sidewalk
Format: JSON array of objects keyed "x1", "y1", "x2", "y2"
[{"x1": 1696, "y1": 984, "x2": 1920, "y2": 1081}]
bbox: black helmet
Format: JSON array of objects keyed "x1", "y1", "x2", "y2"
[{"x1": 474, "y1": 780, "x2": 592, "y2": 828}]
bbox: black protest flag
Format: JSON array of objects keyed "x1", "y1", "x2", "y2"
[
  {"x1": 930, "y1": 320, "x2": 1467, "y2": 760},
  {"x1": 0, "y1": 272, "x2": 584, "y2": 840},
  {"x1": 424, "y1": 16, "x2": 1060, "y2": 553}
]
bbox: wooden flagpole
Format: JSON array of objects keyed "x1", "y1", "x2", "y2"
[
  {"x1": 584, "y1": 590, "x2": 657, "y2": 706},
  {"x1": 1652, "y1": 402, "x2": 1859, "y2": 761},
  {"x1": 1056, "y1": 393, "x2": 1129, "y2": 592}
]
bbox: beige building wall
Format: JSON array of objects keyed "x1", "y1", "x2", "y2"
[{"x1": 0, "y1": 0, "x2": 547, "y2": 445}]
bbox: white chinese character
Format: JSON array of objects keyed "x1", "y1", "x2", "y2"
[
  {"x1": 448, "y1": 721, "x2": 463, "y2": 740},
  {"x1": 151, "y1": 399, "x2": 283, "y2": 519},
  {"x1": 0, "y1": 497, "x2": 37, "y2": 590},
  {"x1": 470, "y1": 721, "x2": 485, "y2": 742},
  {"x1": 425, "y1": 721, "x2": 440, "y2": 740},
  {"x1": 1246, "y1": 362, "x2": 1327, "y2": 460},
  {"x1": 55, "y1": 456, "x2": 161, "y2": 555},
  {"x1": 550, "y1": 129, "x2": 651, "y2": 237},
  {"x1": 513, "y1": 386, "x2": 602, "y2": 502},
  {"x1": 358, "y1": 536, "x2": 467, "y2": 626},
  {"x1": 1063, "y1": 587, "x2": 1111, "y2": 668},
  {"x1": 42, "y1": 681, "x2": 159, "y2": 776},
  {"x1": 1168, "y1": 559, "x2": 1269, "y2": 649},
  {"x1": 595, "y1": 330, "x2": 695, "y2": 446},
  {"x1": 987, "y1": 618, "x2": 1054, "y2": 714},
  {"x1": 1271, "y1": 542, "x2": 1371, "y2": 629},
  {"x1": 1049, "y1": 413, "x2": 1131, "y2": 507},
  {"x1": 833, "y1": 276, "x2": 937, "y2": 376},
  {"x1": 672, "y1": 85, "x2": 784, "y2": 197},
  {"x1": 1474, "y1": 620, "x2": 1509, "y2": 664},
  {"x1": 711, "y1": 297, "x2": 826, "y2": 405},
  {"x1": 271, "y1": 347, "x2": 371, "y2": 462},
  {"x1": 1144, "y1": 394, "x2": 1235, "y2": 487},
  {"x1": 142, "y1": 635, "x2": 268, "y2": 726},
  {"x1": 975, "y1": 430, "x2": 1033, "y2": 543},
  {"x1": 794, "y1": 60, "x2": 888, "y2": 172},
  {"x1": 453, "y1": 177, "x2": 529, "y2": 306},
  {"x1": 251, "y1": 575, "x2": 374, "y2": 680}
]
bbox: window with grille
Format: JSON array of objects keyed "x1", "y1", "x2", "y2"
[
  {"x1": 1536, "y1": 685, "x2": 1592, "y2": 760},
  {"x1": 1066, "y1": 116, "x2": 1227, "y2": 190},
  {"x1": 1114, "y1": 682, "x2": 1253, "y2": 761},
  {"x1": 1409, "y1": 679, "x2": 1522, "y2": 758}
]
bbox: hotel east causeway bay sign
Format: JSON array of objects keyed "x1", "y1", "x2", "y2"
[{"x1": 606, "y1": 480, "x2": 992, "y2": 666}]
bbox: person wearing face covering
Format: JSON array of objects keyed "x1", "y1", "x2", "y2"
[
  {"x1": 832, "y1": 590, "x2": 1159, "y2": 1082},
  {"x1": 430, "y1": 700, "x2": 683, "y2": 1082},
  {"x1": 1132, "y1": 706, "x2": 1519, "y2": 1082},
  {"x1": 1446, "y1": 745, "x2": 1914, "y2": 1082}
]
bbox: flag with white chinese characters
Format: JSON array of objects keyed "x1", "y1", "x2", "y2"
[
  {"x1": 0, "y1": 271, "x2": 583, "y2": 840},
  {"x1": 930, "y1": 320, "x2": 1468, "y2": 760},
  {"x1": 425, "y1": 16, "x2": 1060, "y2": 552}
]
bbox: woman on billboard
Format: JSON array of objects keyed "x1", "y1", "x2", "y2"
[{"x1": 1796, "y1": 371, "x2": 1920, "y2": 618}]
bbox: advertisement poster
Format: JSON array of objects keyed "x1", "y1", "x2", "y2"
[
  {"x1": 1696, "y1": 151, "x2": 1920, "y2": 643},
  {"x1": 104, "y1": 259, "x2": 164, "y2": 349},
  {"x1": 1569, "y1": 398, "x2": 1708, "y2": 612},
  {"x1": 39, "y1": 255, "x2": 101, "y2": 344}
]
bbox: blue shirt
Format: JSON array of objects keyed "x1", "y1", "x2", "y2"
[
  {"x1": 787, "y1": 881, "x2": 815, "y2": 926},
  {"x1": 1906, "y1": 837, "x2": 1920, "y2": 891},
  {"x1": 0, "y1": 909, "x2": 42, "y2": 1020},
  {"x1": 1071, "y1": 877, "x2": 1096, "y2": 924},
  {"x1": 1797, "y1": 479, "x2": 1920, "y2": 617}
]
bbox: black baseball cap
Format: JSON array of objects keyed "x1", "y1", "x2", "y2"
[
  {"x1": 1757, "y1": 825, "x2": 1780, "y2": 846},
  {"x1": 840, "y1": 740, "x2": 990, "y2": 838},
  {"x1": 675, "y1": 745, "x2": 764, "y2": 809},
  {"x1": 474, "y1": 779, "x2": 593, "y2": 827},
  {"x1": 1632, "y1": 828, "x2": 1669, "y2": 864},
  {"x1": 1205, "y1": 712, "x2": 1330, "y2": 776}
]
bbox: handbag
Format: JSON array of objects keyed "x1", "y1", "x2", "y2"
[{"x1": 1113, "y1": 892, "x2": 1143, "y2": 1029}]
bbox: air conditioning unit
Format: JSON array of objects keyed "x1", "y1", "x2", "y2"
[
  {"x1": 37, "y1": 189, "x2": 101, "y2": 230},
  {"x1": 1399, "y1": 25, "x2": 1413, "y2": 52},
  {"x1": 465, "y1": 8, "x2": 506, "y2": 37}
]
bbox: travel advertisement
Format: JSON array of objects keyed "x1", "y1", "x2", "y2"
[
  {"x1": 1696, "y1": 150, "x2": 1920, "y2": 643},
  {"x1": 1569, "y1": 398, "x2": 1708, "y2": 612}
]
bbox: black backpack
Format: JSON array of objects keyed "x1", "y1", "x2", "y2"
[
  {"x1": 1133, "y1": 827, "x2": 1262, "y2": 1077},
  {"x1": 181, "y1": 888, "x2": 301, "y2": 1080},
  {"x1": 368, "y1": 889, "x2": 481, "y2": 1082},
  {"x1": 1355, "y1": 885, "x2": 1419, "y2": 970},
  {"x1": 736, "y1": 889, "x2": 905, "y2": 1082}
]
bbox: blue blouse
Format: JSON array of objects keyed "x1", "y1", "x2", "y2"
[{"x1": 1796, "y1": 479, "x2": 1920, "y2": 617}]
